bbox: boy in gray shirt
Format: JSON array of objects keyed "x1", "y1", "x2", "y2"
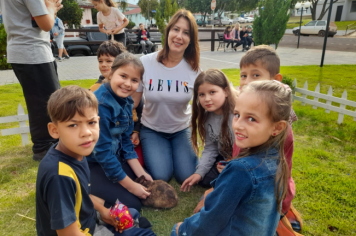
[{"x1": 0, "y1": 0, "x2": 63, "y2": 161}]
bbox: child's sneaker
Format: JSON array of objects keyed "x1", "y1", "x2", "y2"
[
  {"x1": 56, "y1": 57, "x2": 63, "y2": 62},
  {"x1": 63, "y1": 55, "x2": 70, "y2": 60}
]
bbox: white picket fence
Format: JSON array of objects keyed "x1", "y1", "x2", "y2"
[
  {"x1": 0, "y1": 103, "x2": 30, "y2": 146},
  {"x1": 293, "y1": 79, "x2": 356, "y2": 124}
]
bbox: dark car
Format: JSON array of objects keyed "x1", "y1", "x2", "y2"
[{"x1": 52, "y1": 25, "x2": 108, "y2": 57}]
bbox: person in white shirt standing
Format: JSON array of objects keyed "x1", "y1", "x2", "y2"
[
  {"x1": 91, "y1": 0, "x2": 129, "y2": 46},
  {"x1": 132, "y1": 9, "x2": 201, "y2": 184}
]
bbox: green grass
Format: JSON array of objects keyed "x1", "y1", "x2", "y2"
[
  {"x1": 1, "y1": 65, "x2": 356, "y2": 235},
  {"x1": 286, "y1": 15, "x2": 356, "y2": 30}
]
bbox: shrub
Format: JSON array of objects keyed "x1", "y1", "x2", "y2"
[
  {"x1": 282, "y1": 75, "x2": 295, "y2": 92},
  {"x1": 126, "y1": 21, "x2": 136, "y2": 29},
  {"x1": 0, "y1": 24, "x2": 12, "y2": 70}
]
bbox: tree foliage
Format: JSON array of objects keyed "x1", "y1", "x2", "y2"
[
  {"x1": 164, "y1": 0, "x2": 173, "y2": 22},
  {"x1": 154, "y1": 0, "x2": 179, "y2": 45},
  {"x1": 138, "y1": 0, "x2": 159, "y2": 20},
  {"x1": 91, "y1": 8, "x2": 98, "y2": 24},
  {"x1": 117, "y1": 0, "x2": 128, "y2": 12},
  {"x1": 253, "y1": 0, "x2": 291, "y2": 47},
  {"x1": 309, "y1": 0, "x2": 339, "y2": 20},
  {"x1": 185, "y1": 0, "x2": 211, "y2": 22},
  {"x1": 0, "y1": 24, "x2": 11, "y2": 70},
  {"x1": 57, "y1": 0, "x2": 83, "y2": 28}
]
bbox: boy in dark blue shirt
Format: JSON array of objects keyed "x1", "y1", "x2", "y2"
[{"x1": 36, "y1": 86, "x2": 155, "y2": 236}]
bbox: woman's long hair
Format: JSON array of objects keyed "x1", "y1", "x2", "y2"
[
  {"x1": 236, "y1": 80, "x2": 292, "y2": 213},
  {"x1": 157, "y1": 9, "x2": 200, "y2": 72},
  {"x1": 191, "y1": 69, "x2": 236, "y2": 159}
]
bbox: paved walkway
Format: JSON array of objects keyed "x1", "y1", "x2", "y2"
[{"x1": 1, "y1": 47, "x2": 355, "y2": 85}]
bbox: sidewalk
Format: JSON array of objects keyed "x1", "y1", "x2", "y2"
[{"x1": 1, "y1": 47, "x2": 355, "y2": 85}]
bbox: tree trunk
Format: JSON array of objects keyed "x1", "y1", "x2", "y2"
[{"x1": 310, "y1": 1, "x2": 318, "y2": 20}]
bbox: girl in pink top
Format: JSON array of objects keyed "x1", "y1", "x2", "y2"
[{"x1": 223, "y1": 26, "x2": 234, "y2": 49}]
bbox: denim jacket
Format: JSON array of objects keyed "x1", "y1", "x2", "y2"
[
  {"x1": 178, "y1": 148, "x2": 281, "y2": 236},
  {"x1": 87, "y1": 83, "x2": 137, "y2": 182}
]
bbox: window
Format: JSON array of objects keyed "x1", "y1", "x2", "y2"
[
  {"x1": 305, "y1": 21, "x2": 316, "y2": 26},
  {"x1": 316, "y1": 21, "x2": 326, "y2": 26},
  {"x1": 351, "y1": 1, "x2": 356, "y2": 12},
  {"x1": 90, "y1": 32, "x2": 108, "y2": 41}
]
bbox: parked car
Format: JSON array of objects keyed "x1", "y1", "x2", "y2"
[
  {"x1": 52, "y1": 25, "x2": 108, "y2": 57},
  {"x1": 292, "y1": 20, "x2": 337, "y2": 37},
  {"x1": 244, "y1": 17, "x2": 254, "y2": 23},
  {"x1": 196, "y1": 18, "x2": 208, "y2": 26},
  {"x1": 213, "y1": 17, "x2": 233, "y2": 26},
  {"x1": 232, "y1": 17, "x2": 245, "y2": 24}
]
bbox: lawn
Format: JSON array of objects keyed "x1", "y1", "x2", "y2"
[
  {"x1": 1, "y1": 65, "x2": 356, "y2": 236},
  {"x1": 286, "y1": 15, "x2": 356, "y2": 30}
]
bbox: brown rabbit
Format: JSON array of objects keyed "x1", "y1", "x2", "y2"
[{"x1": 135, "y1": 175, "x2": 178, "y2": 209}]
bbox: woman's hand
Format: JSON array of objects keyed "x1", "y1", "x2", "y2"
[
  {"x1": 180, "y1": 174, "x2": 201, "y2": 192},
  {"x1": 130, "y1": 132, "x2": 140, "y2": 147},
  {"x1": 217, "y1": 163, "x2": 226, "y2": 173},
  {"x1": 129, "y1": 182, "x2": 151, "y2": 199}
]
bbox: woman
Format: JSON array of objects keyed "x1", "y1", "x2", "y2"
[
  {"x1": 132, "y1": 9, "x2": 200, "y2": 184},
  {"x1": 230, "y1": 23, "x2": 241, "y2": 51},
  {"x1": 51, "y1": 15, "x2": 70, "y2": 61}
]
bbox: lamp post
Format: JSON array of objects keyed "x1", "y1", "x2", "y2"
[
  {"x1": 320, "y1": 0, "x2": 334, "y2": 67},
  {"x1": 295, "y1": 1, "x2": 311, "y2": 49}
]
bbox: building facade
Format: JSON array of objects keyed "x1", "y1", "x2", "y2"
[{"x1": 316, "y1": 0, "x2": 356, "y2": 21}]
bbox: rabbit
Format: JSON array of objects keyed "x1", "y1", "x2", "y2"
[{"x1": 135, "y1": 175, "x2": 178, "y2": 209}]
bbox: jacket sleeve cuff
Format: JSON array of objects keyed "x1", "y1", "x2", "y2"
[
  {"x1": 109, "y1": 170, "x2": 127, "y2": 182},
  {"x1": 195, "y1": 167, "x2": 209, "y2": 179},
  {"x1": 123, "y1": 150, "x2": 138, "y2": 160}
]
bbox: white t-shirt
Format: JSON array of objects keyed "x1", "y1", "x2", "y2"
[
  {"x1": 97, "y1": 7, "x2": 125, "y2": 34},
  {"x1": 137, "y1": 52, "x2": 200, "y2": 133}
]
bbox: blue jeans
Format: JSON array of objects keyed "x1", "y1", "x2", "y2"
[
  {"x1": 140, "y1": 126, "x2": 198, "y2": 183},
  {"x1": 170, "y1": 224, "x2": 178, "y2": 236}
]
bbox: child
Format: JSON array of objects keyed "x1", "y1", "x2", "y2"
[
  {"x1": 231, "y1": 45, "x2": 297, "y2": 215},
  {"x1": 88, "y1": 41, "x2": 144, "y2": 165},
  {"x1": 89, "y1": 40, "x2": 127, "y2": 92},
  {"x1": 246, "y1": 26, "x2": 254, "y2": 50},
  {"x1": 35, "y1": 85, "x2": 155, "y2": 236},
  {"x1": 50, "y1": 14, "x2": 70, "y2": 61},
  {"x1": 223, "y1": 26, "x2": 234, "y2": 48},
  {"x1": 87, "y1": 52, "x2": 153, "y2": 212},
  {"x1": 0, "y1": 0, "x2": 62, "y2": 161},
  {"x1": 181, "y1": 69, "x2": 235, "y2": 191},
  {"x1": 91, "y1": 0, "x2": 129, "y2": 45},
  {"x1": 138, "y1": 23, "x2": 153, "y2": 54},
  {"x1": 230, "y1": 23, "x2": 241, "y2": 51},
  {"x1": 240, "y1": 26, "x2": 248, "y2": 51},
  {"x1": 172, "y1": 80, "x2": 291, "y2": 236}
]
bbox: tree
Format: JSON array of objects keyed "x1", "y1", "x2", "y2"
[
  {"x1": 0, "y1": 24, "x2": 11, "y2": 70},
  {"x1": 253, "y1": 0, "x2": 292, "y2": 47},
  {"x1": 164, "y1": 0, "x2": 173, "y2": 22},
  {"x1": 91, "y1": 8, "x2": 98, "y2": 24},
  {"x1": 57, "y1": 0, "x2": 83, "y2": 28},
  {"x1": 138, "y1": 0, "x2": 159, "y2": 20},
  {"x1": 117, "y1": 0, "x2": 129, "y2": 12},
  {"x1": 185, "y1": 0, "x2": 211, "y2": 23},
  {"x1": 309, "y1": 0, "x2": 339, "y2": 20}
]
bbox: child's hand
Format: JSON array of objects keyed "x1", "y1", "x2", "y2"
[
  {"x1": 180, "y1": 173, "x2": 201, "y2": 192},
  {"x1": 129, "y1": 182, "x2": 151, "y2": 199},
  {"x1": 130, "y1": 132, "x2": 140, "y2": 147},
  {"x1": 217, "y1": 163, "x2": 226, "y2": 173},
  {"x1": 45, "y1": 0, "x2": 63, "y2": 14},
  {"x1": 99, "y1": 208, "x2": 121, "y2": 232},
  {"x1": 176, "y1": 222, "x2": 183, "y2": 235},
  {"x1": 142, "y1": 172, "x2": 153, "y2": 182},
  {"x1": 54, "y1": 32, "x2": 59, "y2": 36}
]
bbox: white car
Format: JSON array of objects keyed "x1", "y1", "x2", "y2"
[
  {"x1": 292, "y1": 20, "x2": 337, "y2": 37},
  {"x1": 232, "y1": 17, "x2": 245, "y2": 24},
  {"x1": 244, "y1": 17, "x2": 254, "y2": 23},
  {"x1": 214, "y1": 17, "x2": 233, "y2": 26}
]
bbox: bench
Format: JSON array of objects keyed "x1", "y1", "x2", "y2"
[
  {"x1": 217, "y1": 33, "x2": 243, "y2": 52},
  {"x1": 126, "y1": 30, "x2": 162, "y2": 54}
]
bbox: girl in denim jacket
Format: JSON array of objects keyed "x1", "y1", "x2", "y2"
[
  {"x1": 87, "y1": 53, "x2": 153, "y2": 212},
  {"x1": 172, "y1": 80, "x2": 291, "y2": 236},
  {"x1": 181, "y1": 69, "x2": 235, "y2": 191}
]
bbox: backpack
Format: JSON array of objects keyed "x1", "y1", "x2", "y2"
[{"x1": 275, "y1": 204, "x2": 304, "y2": 236}]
